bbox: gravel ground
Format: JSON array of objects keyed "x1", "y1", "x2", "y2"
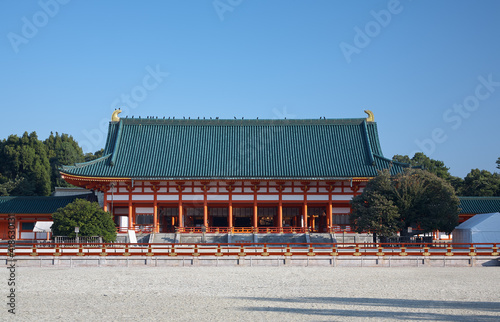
[{"x1": 2, "y1": 266, "x2": 500, "y2": 321}]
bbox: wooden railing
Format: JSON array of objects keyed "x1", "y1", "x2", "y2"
[
  {"x1": 116, "y1": 226, "x2": 153, "y2": 234},
  {"x1": 114, "y1": 226, "x2": 355, "y2": 234},
  {"x1": 2, "y1": 242, "x2": 498, "y2": 258},
  {"x1": 176, "y1": 227, "x2": 309, "y2": 234}
]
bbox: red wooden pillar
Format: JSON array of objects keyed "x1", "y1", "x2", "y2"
[
  {"x1": 253, "y1": 203, "x2": 258, "y2": 229},
  {"x1": 228, "y1": 202, "x2": 233, "y2": 229},
  {"x1": 128, "y1": 202, "x2": 133, "y2": 230},
  {"x1": 153, "y1": 201, "x2": 158, "y2": 233},
  {"x1": 203, "y1": 202, "x2": 208, "y2": 228},
  {"x1": 278, "y1": 201, "x2": 283, "y2": 229},
  {"x1": 327, "y1": 202, "x2": 332, "y2": 232},
  {"x1": 178, "y1": 203, "x2": 183, "y2": 228},
  {"x1": 303, "y1": 203, "x2": 308, "y2": 230}
]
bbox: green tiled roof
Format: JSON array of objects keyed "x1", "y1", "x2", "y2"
[
  {"x1": 0, "y1": 194, "x2": 93, "y2": 214},
  {"x1": 459, "y1": 197, "x2": 500, "y2": 214},
  {"x1": 61, "y1": 117, "x2": 408, "y2": 180}
]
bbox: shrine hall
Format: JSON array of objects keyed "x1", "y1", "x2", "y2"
[{"x1": 60, "y1": 110, "x2": 408, "y2": 234}]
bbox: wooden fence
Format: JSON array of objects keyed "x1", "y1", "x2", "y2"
[{"x1": 1, "y1": 242, "x2": 498, "y2": 258}]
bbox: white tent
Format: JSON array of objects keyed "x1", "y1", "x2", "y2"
[
  {"x1": 453, "y1": 212, "x2": 500, "y2": 244},
  {"x1": 33, "y1": 221, "x2": 53, "y2": 233}
]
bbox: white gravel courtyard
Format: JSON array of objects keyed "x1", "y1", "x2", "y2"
[{"x1": 3, "y1": 266, "x2": 500, "y2": 321}]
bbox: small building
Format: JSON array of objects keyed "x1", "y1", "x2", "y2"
[
  {"x1": 0, "y1": 193, "x2": 95, "y2": 240},
  {"x1": 458, "y1": 196, "x2": 500, "y2": 223},
  {"x1": 453, "y1": 212, "x2": 500, "y2": 244},
  {"x1": 60, "y1": 110, "x2": 408, "y2": 234}
]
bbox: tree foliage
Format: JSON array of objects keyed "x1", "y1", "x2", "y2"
[
  {"x1": 0, "y1": 132, "x2": 103, "y2": 196},
  {"x1": 0, "y1": 175, "x2": 24, "y2": 196},
  {"x1": 459, "y1": 169, "x2": 500, "y2": 197},
  {"x1": 351, "y1": 169, "x2": 459, "y2": 235},
  {"x1": 350, "y1": 170, "x2": 402, "y2": 237},
  {"x1": 44, "y1": 132, "x2": 85, "y2": 190},
  {"x1": 393, "y1": 152, "x2": 466, "y2": 195},
  {"x1": 0, "y1": 132, "x2": 51, "y2": 196},
  {"x1": 393, "y1": 152, "x2": 451, "y2": 180},
  {"x1": 51, "y1": 199, "x2": 116, "y2": 242}
]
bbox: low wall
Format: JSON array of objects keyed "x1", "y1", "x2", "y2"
[{"x1": 3, "y1": 255, "x2": 498, "y2": 268}]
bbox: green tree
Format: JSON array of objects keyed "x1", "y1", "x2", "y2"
[
  {"x1": 350, "y1": 170, "x2": 402, "y2": 240},
  {"x1": 393, "y1": 153, "x2": 451, "y2": 179},
  {"x1": 84, "y1": 148, "x2": 104, "y2": 162},
  {"x1": 392, "y1": 169, "x2": 459, "y2": 234},
  {"x1": 44, "y1": 132, "x2": 85, "y2": 190},
  {"x1": 0, "y1": 132, "x2": 51, "y2": 196},
  {"x1": 51, "y1": 199, "x2": 116, "y2": 242},
  {"x1": 351, "y1": 169, "x2": 459, "y2": 236},
  {"x1": 496, "y1": 157, "x2": 500, "y2": 170},
  {"x1": 393, "y1": 152, "x2": 464, "y2": 193},
  {"x1": 0, "y1": 175, "x2": 24, "y2": 196},
  {"x1": 460, "y1": 169, "x2": 500, "y2": 196}
]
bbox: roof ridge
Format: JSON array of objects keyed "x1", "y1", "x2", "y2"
[
  {"x1": 361, "y1": 120, "x2": 375, "y2": 165},
  {"x1": 117, "y1": 117, "x2": 369, "y2": 126},
  {"x1": 0, "y1": 194, "x2": 90, "y2": 200},
  {"x1": 459, "y1": 196, "x2": 500, "y2": 199},
  {"x1": 61, "y1": 154, "x2": 112, "y2": 170}
]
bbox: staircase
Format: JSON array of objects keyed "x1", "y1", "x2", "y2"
[{"x1": 309, "y1": 233, "x2": 336, "y2": 244}]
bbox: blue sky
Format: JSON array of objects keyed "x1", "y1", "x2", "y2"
[{"x1": 1, "y1": 0, "x2": 499, "y2": 178}]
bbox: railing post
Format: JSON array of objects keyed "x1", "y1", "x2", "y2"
[
  {"x1": 169, "y1": 244, "x2": 177, "y2": 257},
  {"x1": 353, "y1": 243, "x2": 361, "y2": 256},
  {"x1": 330, "y1": 244, "x2": 339, "y2": 257},
  {"x1": 77, "y1": 244, "x2": 84, "y2": 256},
  {"x1": 30, "y1": 244, "x2": 38, "y2": 257},
  {"x1": 445, "y1": 245, "x2": 454, "y2": 256},
  {"x1": 422, "y1": 245, "x2": 431, "y2": 256},
  {"x1": 100, "y1": 244, "x2": 108, "y2": 257},
  {"x1": 307, "y1": 244, "x2": 315, "y2": 257},
  {"x1": 238, "y1": 244, "x2": 246, "y2": 257},
  {"x1": 468, "y1": 244, "x2": 477, "y2": 257},
  {"x1": 123, "y1": 244, "x2": 131, "y2": 256},
  {"x1": 261, "y1": 244, "x2": 269, "y2": 257},
  {"x1": 215, "y1": 244, "x2": 223, "y2": 257},
  {"x1": 192, "y1": 244, "x2": 200, "y2": 257},
  {"x1": 146, "y1": 244, "x2": 154, "y2": 257},
  {"x1": 399, "y1": 246, "x2": 408, "y2": 256},
  {"x1": 492, "y1": 244, "x2": 499, "y2": 256},
  {"x1": 53, "y1": 244, "x2": 62, "y2": 257},
  {"x1": 376, "y1": 245, "x2": 385, "y2": 257}
]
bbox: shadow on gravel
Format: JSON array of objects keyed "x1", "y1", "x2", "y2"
[{"x1": 233, "y1": 297, "x2": 500, "y2": 321}]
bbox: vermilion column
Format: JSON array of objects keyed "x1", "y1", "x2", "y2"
[
  {"x1": 153, "y1": 201, "x2": 158, "y2": 233},
  {"x1": 327, "y1": 202, "x2": 332, "y2": 232},
  {"x1": 278, "y1": 202, "x2": 283, "y2": 229},
  {"x1": 228, "y1": 202, "x2": 233, "y2": 229},
  {"x1": 253, "y1": 203, "x2": 258, "y2": 229},
  {"x1": 128, "y1": 202, "x2": 133, "y2": 230},
  {"x1": 203, "y1": 202, "x2": 208, "y2": 227},
  {"x1": 178, "y1": 203, "x2": 183, "y2": 228},
  {"x1": 303, "y1": 203, "x2": 308, "y2": 230}
]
